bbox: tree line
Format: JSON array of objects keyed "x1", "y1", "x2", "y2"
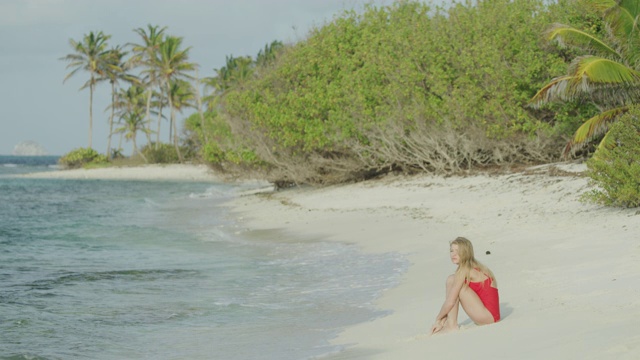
[{"x1": 61, "y1": 0, "x2": 640, "y2": 206}]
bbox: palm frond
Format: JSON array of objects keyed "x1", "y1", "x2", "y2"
[
  {"x1": 563, "y1": 106, "x2": 627, "y2": 156},
  {"x1": 583, "y1": 0, "x2": 640, "y2": 65},
  {"x1": 596, "y1": 128, "x2": 617, "y2": 151},
  {"x1": 582, "y1": 0, "x2": 618, "y2": 13},
  {"x1": 571, "y1": 56, "x2": 640, "y2": 84},
  {"x1": 587, "y1": 82, "x2": 640, "y2": 106},
  {"x1": 547, "y1": 24, "x2": 619, "y2": 58},
  {"x1": 533, "y1": 56, "x2": 640, "y2": 106},
  {"x1": 600, "y1": 0, "x2": 640, "y2": 38},
  {"x1": 62, "y1": 67, "x2": 82, "y2": 83},
  {"x1": 529, "y1": 75, "x2": 574, "y2": 107}
]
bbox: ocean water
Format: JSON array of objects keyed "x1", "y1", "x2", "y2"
[{"x1": 0, "y1": 156, "x2": 408, "y2": 360}]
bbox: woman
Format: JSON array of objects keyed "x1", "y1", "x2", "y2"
[{"x1": 431, "y1": 237, "x2": 500, "y2": 334}]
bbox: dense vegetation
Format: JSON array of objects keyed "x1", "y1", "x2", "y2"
[
  {"x1": 530, "y1": 0, "x2": 640, "y2": 207},
  {"x1": 61, "y1": 0, "x2": 640, "y2": 206},
  {"x1": 583, "y1": 106, "x2": 640, "y2": 208},
  {"x1": 199, "y1": 0, "x2": 591, "y2": 184},
  {"x1": 531, "y1": 0, "x2": 640, "y2": 157}
]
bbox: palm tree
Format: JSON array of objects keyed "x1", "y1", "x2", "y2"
[
  {"x1": 113, "y1": 85, "x2": 151, "y2": 162},
  {"x1": 194, "y1": 70, "x2": 208, "y2": 143},
  {"x1": 256, "y1": 40, "x2": 284, "y2": 67},
  {"x1": 103, "y1": 45, "x2": 135, "y2": 159},
  {"x1": 115, "y1": 113, "x2": 151, "y2": 162},
  {"x1": 154, "y1": 35, "x2": 197, "y2": 162},
  {"x1": 206, "y1": 55, "x2": 254, "y2": 93},
  {"x1": 129, "y1": 25, "x2": 167, "y2": 147},
  {"x1": 167, "y1": 79, "x2": 196, "y2": 127},
  {"x1": 151, "y1": 89, "x2": 169, "y2": 145},
  {"x1": 203, "y1": 55, "x2": 254, "y2": 111},
  {"x1": 165, "y1": 79, "x2": 196, "y2": 143},
  {"x1": 60, "y1": 31, "x2": 111, "y2": 149},
  {"x1": 530, "y1": 0, "x2": 640, "y2": 157}
]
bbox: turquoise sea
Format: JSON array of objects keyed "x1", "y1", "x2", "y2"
[{"x1": 0, "y1": 156, "x2": 407, "y2": 360}]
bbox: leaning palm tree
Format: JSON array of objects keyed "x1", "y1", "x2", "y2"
[
  {"x1": 530, "y1": 0, "x2": 640, "y2": 157},
  {"x1": 154, "y1": 35, "x2": 197, "y2": 162},
  {"x1": 60, "y1": 31, "x2": 111, "y2": 149}
]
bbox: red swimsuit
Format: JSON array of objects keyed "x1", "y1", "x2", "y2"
[{"x1": 466, "y1": 273, "x2": 500, "y2": 322}]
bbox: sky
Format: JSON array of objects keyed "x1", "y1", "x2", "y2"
[{"x1": 0, "y1": 0, "x2": 398, "y2": 156}]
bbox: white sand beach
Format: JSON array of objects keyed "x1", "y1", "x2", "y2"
[
  {"x1": 19, "y1": 164, "x2": 222, "y2": 182},
  {"x1": 228, "y1": 162, "x2": 640, "y2": 360},
  {"x1": 20, "y1": 162, "x2": 640, "y2": 358}
]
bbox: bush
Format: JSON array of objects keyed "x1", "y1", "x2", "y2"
[
  {"x1": 110, "y1": 148, "x2": 125, "y2": 160},
  {"x1": 58, "y1": 148, "x2": 109, "y2": 169},
  {"x1": 202, "y1": 142, "x2": 263, "y2": 167},
  {"x1": 202, "y1": 142, "x2": 225, "y2": 164},
  {"x1": 140, "y1": 143, "x2": 180, "y2": 164},
  {"x1": 584, "y1": 108, "x2": 640, "y2": 208}
]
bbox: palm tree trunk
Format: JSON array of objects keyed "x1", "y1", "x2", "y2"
[
  {"x1": 144, "y1": 89, "x2": 153, "y2": 146},
  {"x1": 156, "y1": 101, "x2": 163, "y2": 149},
  {"x1": 167, "y1": 86, "x2": 183, "y2": 163},
  {"x1": 88, "y1": 80, "x2": 94, "y2": 149},
  {"x1": 107, "y1": 82, "x2": 116, "y2": 159},
  {"x1": 168, "y1": 112, "x2": 173, "y2": 143},
  {"x1": 195, "y1": 72, "x2": 208, "y2": 143},
  {"x1": 172, "y1": 107, "x2": 183, "y2": 163},
  {"x1": 133, "y1": 136, "x2": 148, "y2": 163}
]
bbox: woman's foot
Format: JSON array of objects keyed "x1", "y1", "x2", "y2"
[
  {"x1": 439, "y1": 323, "x2": 459, "y2": 334},
  {"x1": 430, "y1": 318, "x2": 446, "y2": 335}
]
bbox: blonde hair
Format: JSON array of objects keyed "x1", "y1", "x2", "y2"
[{"x1": 451, "y1": 237, "x2": 496, "y2": 286}]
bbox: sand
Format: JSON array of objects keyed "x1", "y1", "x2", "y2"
[
  {"x1": 19, "y1": 164, "x2": 223, "y2": 182},
  {"x1": 20, "y1": 162, "x2": 640, "y2": 358},
  {"x1": 228, "y1": 162, "x2": 640, "y2": 360}
]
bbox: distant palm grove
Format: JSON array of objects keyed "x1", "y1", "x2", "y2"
[{"x1": 61, "y1": 0, "x2": 640, "y2": 193}]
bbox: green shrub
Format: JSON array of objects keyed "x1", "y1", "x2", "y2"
[
  {"x1": 584, "y1": 108, "x2": 640, "y2": 208},
  {"x1": 202, "y1": 142, "x2": 262, "y2": 167},
  {"x1": 110, "y1": 148, "x2": 125, "y2": 160},
  {"x1": 202, "y1": 142, "x2": 225, "y2": 164},
  {"x1": 140, "y1": 143, "x2": 180, "y2": 164},
  {"x1": 58, "y1": 148, "x2": 108, "y2": 169}
]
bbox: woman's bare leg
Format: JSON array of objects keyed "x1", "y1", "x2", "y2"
[
  {"x1": 440, "y1": 274, "x2": 461, "y2": 332},
  {"x1": 458, "y1": 285, "x2": 495, "y2": 325}
]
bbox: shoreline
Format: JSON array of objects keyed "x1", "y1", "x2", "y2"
[{"x1": 227, "y1": 162, "x2": 640, "y2": 359}]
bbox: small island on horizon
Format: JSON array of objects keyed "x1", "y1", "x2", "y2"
[{"x1": 12, "y1": 141, "x2": 50, "y2": 156}]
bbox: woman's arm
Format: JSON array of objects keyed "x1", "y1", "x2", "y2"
[{"x1": 434, "y1": 274, "x2": 465, "y2": 323}]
